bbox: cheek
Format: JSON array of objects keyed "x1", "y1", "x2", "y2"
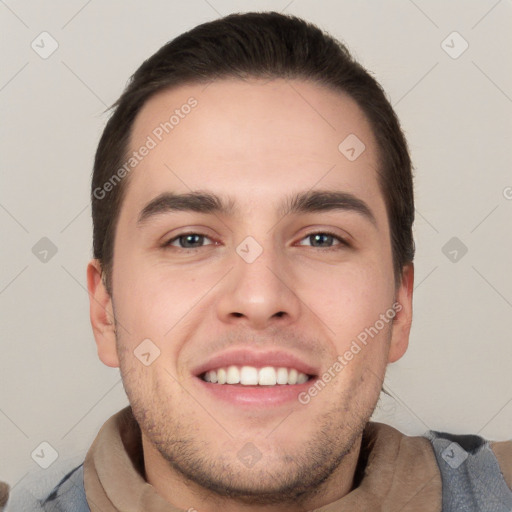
[
  {"x1": 301, "y1": 258, "x2": 394, "y2": 349},
  {"x1": 112, "y1": 252, "x2": 220, "y2": 352},
  {"x1": 312, "y1": 270, "x2": 393, "y2": 406}
]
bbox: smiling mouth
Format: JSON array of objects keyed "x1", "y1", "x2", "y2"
[{"x1": 200, "y1": 365, "x2": 314, "y2": 386}]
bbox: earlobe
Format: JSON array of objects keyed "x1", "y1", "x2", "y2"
[
  {"x1": 388, "y1": 263, "x2": 414, "y2": 364},
  {"x1": 86, "y1": 259, "x2": 120, "y2": 368}
]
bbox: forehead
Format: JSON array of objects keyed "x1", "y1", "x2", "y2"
[{"x1": 122, "y1": 78, "x2": 384, "y2": 222}]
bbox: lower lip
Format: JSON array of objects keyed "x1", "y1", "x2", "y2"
[{"x1": 194, "y1": 376, "x2": 317, "y2": 407}]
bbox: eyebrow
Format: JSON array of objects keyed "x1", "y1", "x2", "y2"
[{"x1": 137, "y1": 189, "x2": 377, "y2": 227}]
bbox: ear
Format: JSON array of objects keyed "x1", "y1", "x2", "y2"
[
  {"x1": 86, "y1": 259, "x2": 119, "y2": 368},
  {"x1": 388, "y1": 263, "x2": 414, "y2": 363}
]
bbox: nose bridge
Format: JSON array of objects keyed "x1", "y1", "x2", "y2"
[
  {"x1": 216, "y1": 232, "x2": 301, "y2": 328},
  {"x1": 237, "y1": 234, "x2": 283, "y2": 292}
]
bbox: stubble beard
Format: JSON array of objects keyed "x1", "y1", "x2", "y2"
[{"x1": 115, "y1": 328, "x2": 383, "y2": 506}]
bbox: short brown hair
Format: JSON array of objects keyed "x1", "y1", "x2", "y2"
[{"x1": 92, "y1": 11, "x2": 415, "y2": 294}]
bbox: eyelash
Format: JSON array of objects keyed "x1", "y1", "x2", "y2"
[{"x1": 162, "y1": 231, "x2": 349, "y2": 252}]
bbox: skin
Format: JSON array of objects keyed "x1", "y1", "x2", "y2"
[{"x1": 87, "y1": 78, "x2": 414, "y2": 511}]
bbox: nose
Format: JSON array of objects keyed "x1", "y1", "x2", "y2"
[{"x1": 215, "y1": 240, "x2": 302, "y2": 330}]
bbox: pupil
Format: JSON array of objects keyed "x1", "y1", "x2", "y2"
[
  {"x1": 182, "y1": 234, "x2": 203, "y2": 248},
  {"x1": 312, "y1": 234, "x2": 332, "y2": 247}
]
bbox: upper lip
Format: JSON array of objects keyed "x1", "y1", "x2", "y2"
[{"x1": 192, "y1": 349, "x2": 320, "y2": 377}]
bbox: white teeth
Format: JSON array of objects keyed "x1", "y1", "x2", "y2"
[
  {"x1": 226, "y1": 365, "x2": 240, "y2": 384},
  {"x1": 258, "y1": 366, "x2": 277, "y2": 386},
  {"x1": 201, "y1": 365, "x2": 311, "y2": 386},
  {"x1": 296, "y1": 372, "x2": 308, "y2": 384},
  {"x1": 217, "y1": 368, "x2": 227, "y2": 384},
  {"x1": 240, "y1": 366, "x2": 259, "y2": 385},
  {"x1": 276, "y1": 367, "x2": 288, "y2": 385}
]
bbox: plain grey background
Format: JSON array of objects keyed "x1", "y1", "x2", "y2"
[{"x1": 1, "y1": 0, "x2": 511, "y2": 490}]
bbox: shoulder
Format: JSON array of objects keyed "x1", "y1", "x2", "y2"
[
  {"x1": 3, "y1": 455, "x2": 88, "y2": 512},
  {"x1": 424, "y1": 428, "x2": 512, "y2": 507},
  {"x1": 425, "y1": 429, "x2": 512, "y2": 487},
  {"x1": 367, "y1": 421, "x2": 512, "y2": 507}
]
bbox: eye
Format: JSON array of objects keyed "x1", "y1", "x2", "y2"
[
  {"x1": 297, "y1": 231, "x2": 349, "y2": 250},
  {"x1": 163, "y1": 233, "x2": 216, "y2": 250},
  {"x1": 162, "y1": 231, "x2": 349, "y2": 252}
]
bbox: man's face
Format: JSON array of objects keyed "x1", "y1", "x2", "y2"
[{"x1": 89, "y1": 78, "x2": 412, "y2": 505}]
